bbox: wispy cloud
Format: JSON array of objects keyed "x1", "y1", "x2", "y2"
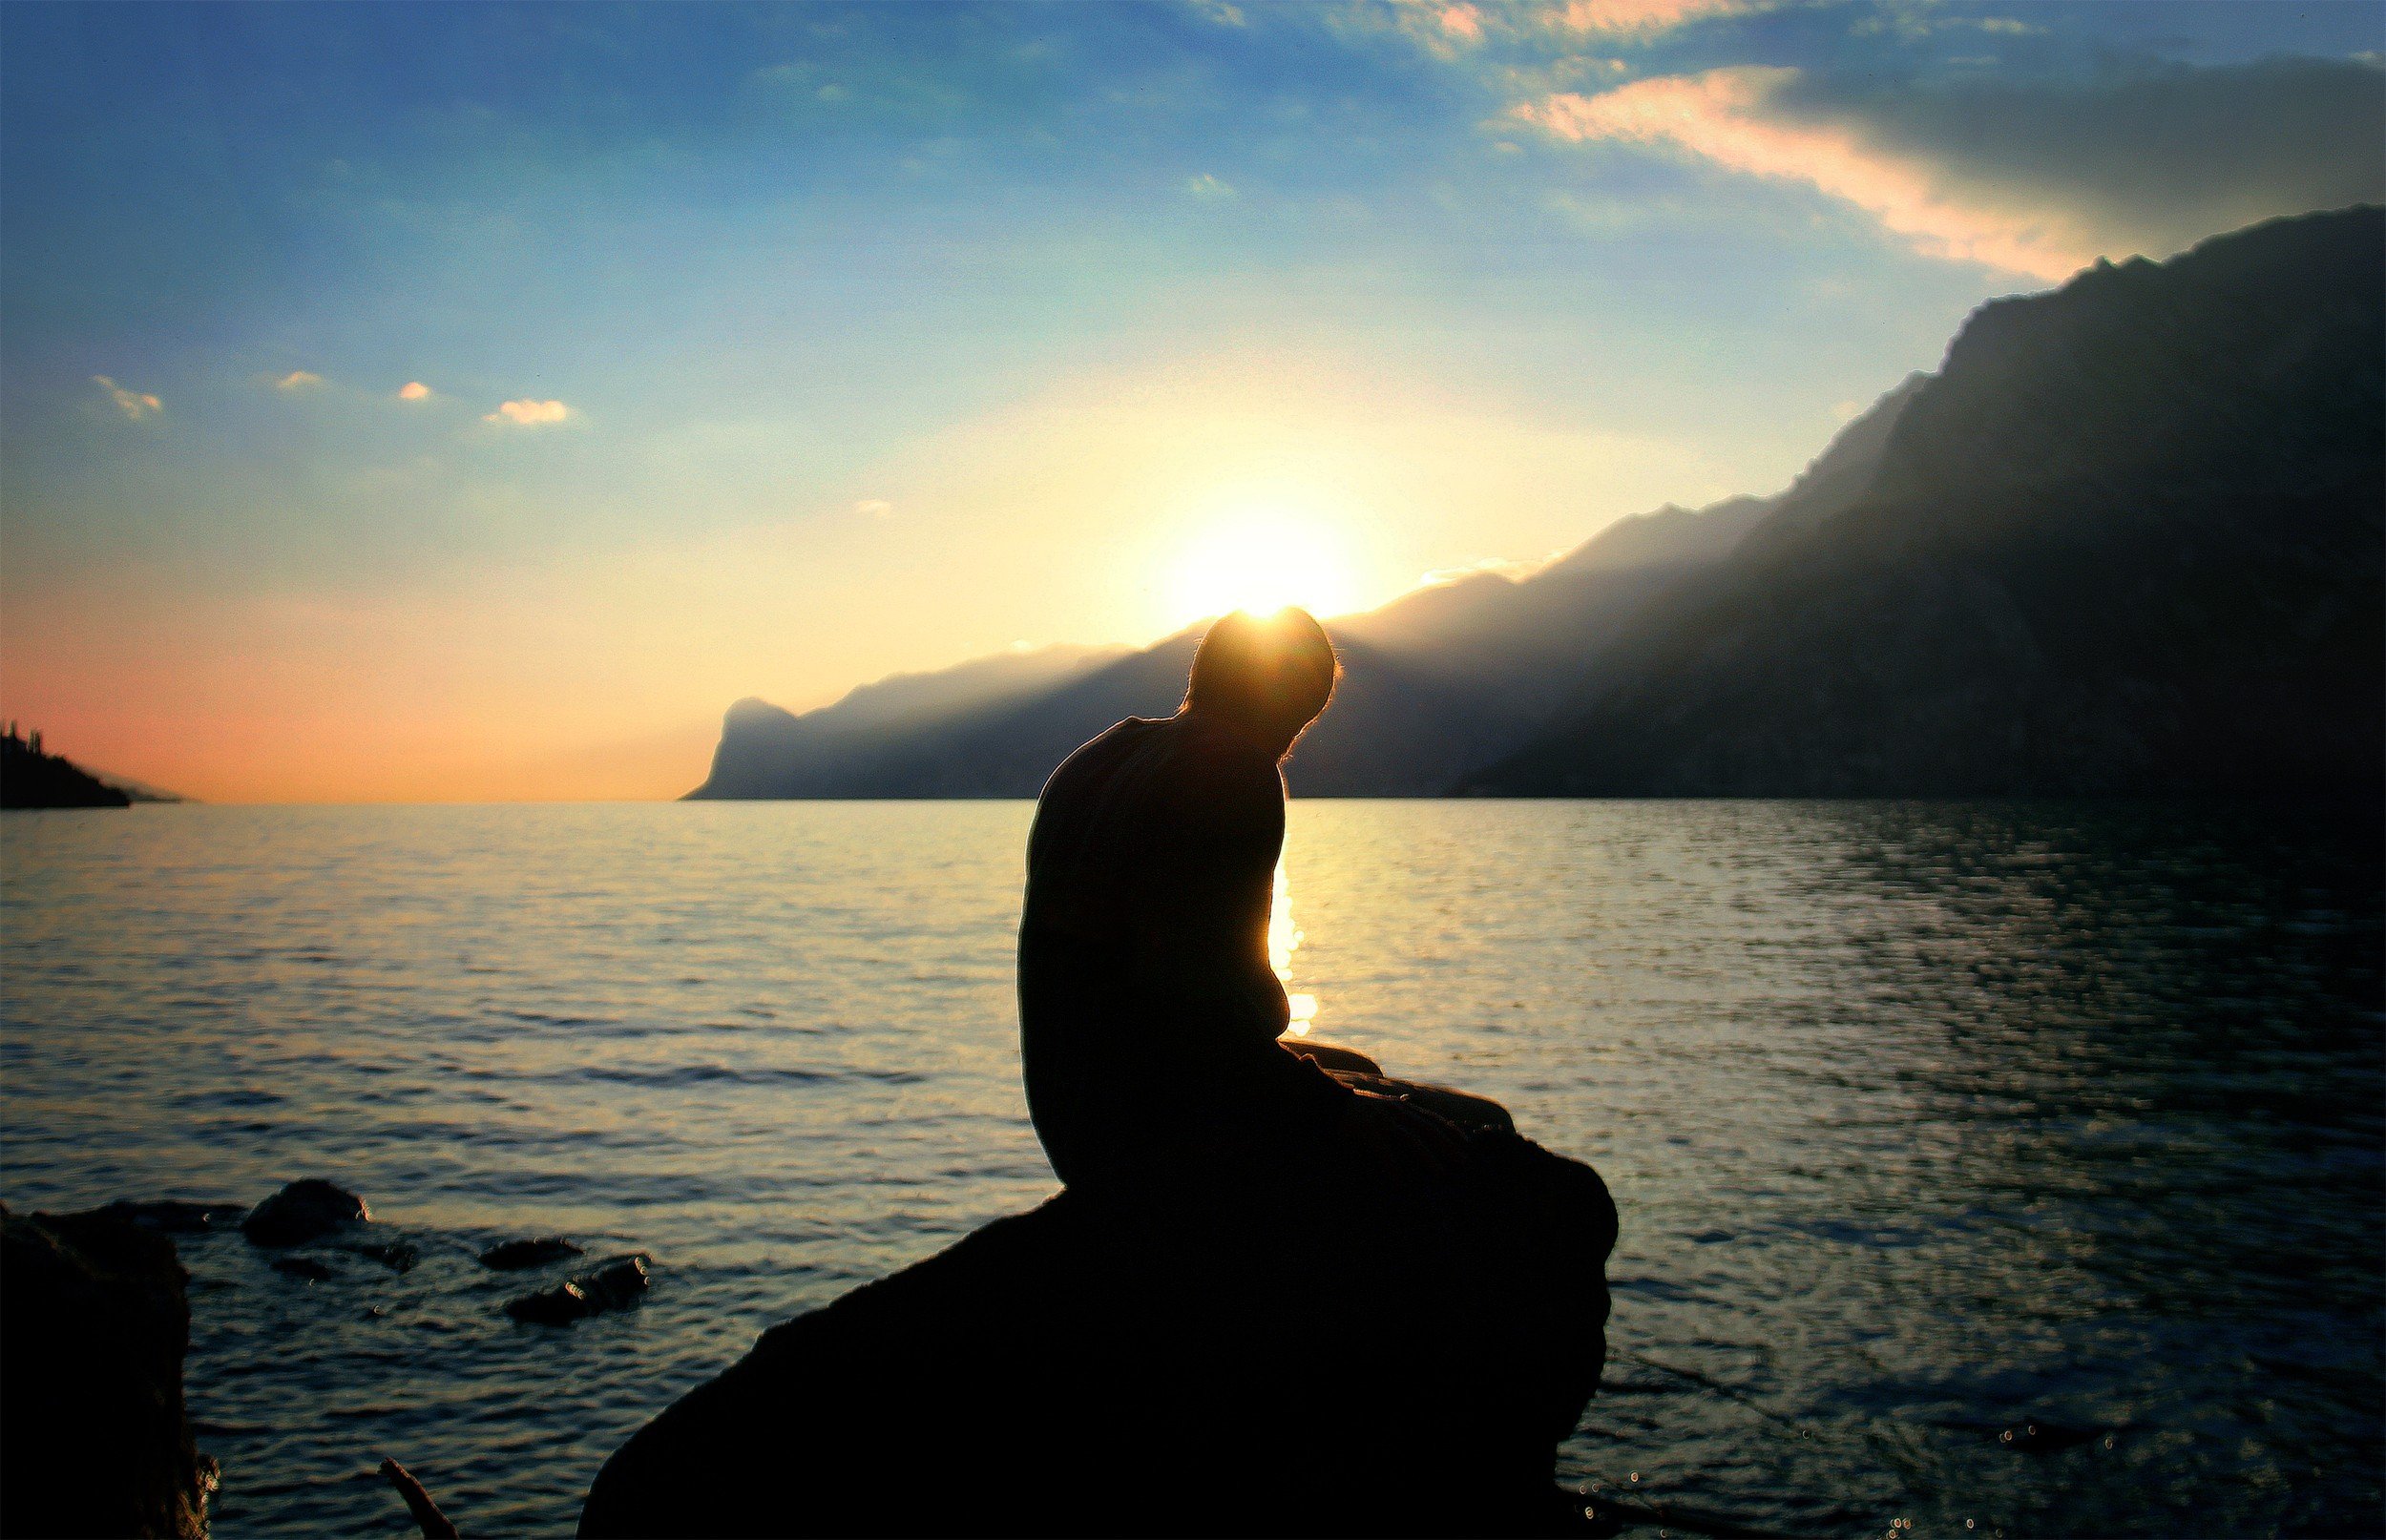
[
  {"x1": 1517, "y1": 67, "x2": 2091, "y2": 280},
  {"x1": 1516, "y1": 55, "x2": 2386, "y2": 281},
  {"x1": 398, "y1": 381, "x2": 432, "y2": 402},
  {"x1": 1184, "y1": 172, "x2": 1237, "y2": 200},
  {"x1": 1439, "y1": 5, "x2": 1484, "y2": 43},
  {"x1": 853, "y1": 498, "x2": 894, "y2": 518},
  {"x1": 275, "y1": 370, "x2": 324, "y2": 391},
  {"x1": 92, "y1": 375, "x2": 161, "y2": 420},
  {"x1": 1550, "y1": 0, "x2": 1762, "y2": 36},
  {"x1": 484, "y1": 398, "x2": 571, "y2": 427}
]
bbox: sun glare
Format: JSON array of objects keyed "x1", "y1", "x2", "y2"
[{"x1": 1169, "y1": 510, "x2": 1361, "y2": 626}]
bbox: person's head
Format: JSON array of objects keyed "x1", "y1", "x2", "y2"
[{"x1": 1183, "y1": 607, "x2": 1339, "y2": 757}]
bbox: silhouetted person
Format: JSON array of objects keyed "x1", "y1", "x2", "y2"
[
  {"x1": 1018, "y1": 607, "x2": 1459, "y2": 1195},
  {"x1": 580, "y1": 606, "x2": 1616, "y2": 1537}
]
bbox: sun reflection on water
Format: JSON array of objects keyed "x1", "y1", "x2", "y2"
[{"x1": 1269, "y1": 858, "x2": 1317, "y2": 1036}]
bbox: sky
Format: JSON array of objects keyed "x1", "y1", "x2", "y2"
[{"x1": 2, "y1": 0, "x2": 2379, "y2": 802}]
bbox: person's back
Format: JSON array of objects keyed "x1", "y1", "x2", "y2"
[{"x1": 1017, "y1": 610, "x2": 1349, "y2": 1192}]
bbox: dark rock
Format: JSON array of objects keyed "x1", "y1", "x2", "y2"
[
  {"x1": 1999, "y1": 1421, "x2": 2105, "y2": 1453},
  {"x1": 92, "y1": 1199, "x2": 245, "y2": 1235},
  {"x1": 479, "y1": 1237, "x2": 582, "y2": 1271},
  {"x1": 578, "y1": 1253, "x2": 653, "y2": 1310},
  {"x1": 506, "y1": 1280, "x2": 593, "y2": 1324},
  {"x1": 505, "y1": 1280, "x2": 595, "y2": 1325},
  {"x1": 241, "y1": 1179, "x2": 368, "y2": 1248},
  {"x1": 270, "y1": 1256, "x2": 335, "y2": 1282},
  {"x1": 1, "y1": 1203, "x2": 217, "y2": 1537},
  {"x1": 349, "y1": 1240, "x2": 419, "y2": 1274},
  {"x1": 505, "y1": 1254, "x2": 651, "y2": 1326},
  {"x1": 580, "y1": 1097, "x2": 1613, "y2": 1537}
]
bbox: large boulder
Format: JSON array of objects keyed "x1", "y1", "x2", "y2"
[
  {"x1": 241, "y1": 1178, "x2": 368, "y2": 1247},
  {"x1": 580, "y1": 1100, "x2": 1614, "y2": 1537},
  {"x1": 0, "y1": 1204, "x2": 217, "y2": 1538}
]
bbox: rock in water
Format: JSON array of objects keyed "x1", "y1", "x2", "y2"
[
  {"x1": 506, "y1": 1253, "x2": 651, "y2": 1325},
  {"x1": 580, "y1": 1122, "x2": 1614, "y2": 1537},
  {"x1": 2000, "y1": 1421, "x2": 2104, "y2": 1453},
  {"x1": 241, "y1": 1179, "x2": 368, "y2": 1248},
  {"x1": 479, "y1": 1237, "x2": 583, "y2": 1271},
  {"x1": 0, "y1": 1203, "x2": 217, "y2": 1537},
  {"x1": 578, "y1": 1253, "x2": 652, "y2": 1309},
  {"x1": 505, "y1": 1280, "x2": 594, "y2": 1326}
]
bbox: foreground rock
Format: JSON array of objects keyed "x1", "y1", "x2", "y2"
[
  {"x1": 506, "y1": 1253, "x2": 651, "y2": 1325},
  {"x1": 0, "y1": 1203, "x2": 217, "y2": 1537},
  {"x1": 241, "y1": 1178, "x2": 368, "y2": 1247},
  {"x1": 581, "y1": 1090, "x2": 1614, "y2": 1537}
]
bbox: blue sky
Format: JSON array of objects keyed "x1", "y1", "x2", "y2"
[{"x1": 3, "y1": 0, "x2": 2379, "y2": 799}]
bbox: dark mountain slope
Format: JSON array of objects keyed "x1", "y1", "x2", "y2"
[
  {"x1": 1467, "y1": 206, "x2": 2385, "y2": 797},
  {"x1": 1339, "y1": 372, "x2": 1926, "y2": 719},
  {"x1": 689, "y1": 643, "x2": 1120, "y2": 799}
]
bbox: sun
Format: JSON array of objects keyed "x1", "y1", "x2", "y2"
[{"x1": 1169, "y1": 510, "x2": 1361, "y2": 626}]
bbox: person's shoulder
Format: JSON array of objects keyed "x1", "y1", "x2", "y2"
[
  {"x1": 1038, "y1": 718, "x2": 1161, "y2": 801},
  {"x1": 1150, "y1": 717, "x2": 1284, "y2": 814}
]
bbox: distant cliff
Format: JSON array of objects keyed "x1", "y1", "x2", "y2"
[
  {"x1": 1465, "y1": 206, "x2": 2384, "y2": 797},
  {"x1": 2, "y1": 730, "x2": 132, "y2": 810}
]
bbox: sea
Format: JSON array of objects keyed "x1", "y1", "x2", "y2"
[{"x1": 2, "y1": 800, "x2": 2379, "y2": 1538}]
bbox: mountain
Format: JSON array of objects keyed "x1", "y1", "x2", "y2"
[
  {"x1": 1465, "y1": 206, "x2": 2384, "y2": 797},
  {"x1": 684, "y1": 377, "x2": 1924, "y2": 799},
  {"x1": 690, "y1": 644, "x2": 1122, "y2": 799},
  {"x1": 1334, "y1": 372, "x2": 1927, "y2": 718},
  {"x1": 686, "y1": 209, "x2": 2379, "y2": 802},
  {"x1": 2, "y1": 730, "x2": 132, "y2": 809}
]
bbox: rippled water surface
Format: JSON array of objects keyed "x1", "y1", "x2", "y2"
[{"x1": 3, "y1": 801, "x2": 2379, "y2": 1537}]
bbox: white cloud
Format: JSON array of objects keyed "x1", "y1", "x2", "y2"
[
  {"x1": 1184, "y1": 172, "x2": 1237, "y2": 200},
  {"x1": 398, "y1": 381, "x2": 432, "y2": 402},
  {"x1": 276, "y1": 370, "x2": 324, "y2": 391},
  {"x1": 1551, "y1": 0, "x2": 1762, "y2": 36},
  {"x1": 93, "y1": 376, "x2": 161, "y2": 420},
  {"x1": 854, "y1": 498, "x2": 894, "y2": 518},
  {"x1": 1515, "y1": 67, "x2": 2092, "y2": 280},
  {"x1": 483, "y1": 398, "x2": 571, "y2": 427}
]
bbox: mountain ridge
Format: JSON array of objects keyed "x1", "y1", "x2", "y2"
[
  {"x1": 1466, "y1": 205, "x2": 2383, "y2": 797},
  {"x1": 688, "y1": 206, "x2": 2380, "y2": 801}
]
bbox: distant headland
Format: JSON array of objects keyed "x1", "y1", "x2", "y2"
[{"x1": 0, "y1": 724, "x2": 171, "y2": 810}]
